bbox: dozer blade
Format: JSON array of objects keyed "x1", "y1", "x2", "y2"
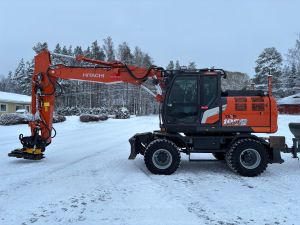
[{"x1": 8, "y1": 148, "x2": 44, "y2": 160}]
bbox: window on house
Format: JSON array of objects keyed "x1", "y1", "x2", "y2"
[
  {"x1": 16, "y1": 105, "x2": 24, "y2": 111},
  {"x1": 0, "y1": 104, "x2": 7, "y2": 112},
  {"x1": 25, "y1": 105, "x2": 30, "y2": 112}
]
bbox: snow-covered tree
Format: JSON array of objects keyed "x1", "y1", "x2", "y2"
[
  {"x1": 117, "y1": 42, "x2": 133, "y2": 64},
  {"x1": 54, "y1": 43, "x2": 61, "y2": 53},
  {"x1": 12, "y1": 59, "x2": 32, "y2": 94},
  {"x1": 0, "y1": 72, "x2": 16, "y2": 92},
  {"x1": 133, "y1": 46, "x2": 144, "y2": 67},
  {"x1": 67, "y1": 45, "x2": 73, "y2": 56},
  {"x1": 84, "y1": 46, "x2": 92, "y2": 58},
  {"x1": 61, "y1": 45, "x2": 68, "y2": 55},
  {"x1": 142, "y1": 53, "x2": 153, "y2": 67},
  {"x1": 91, "y1": 40, "x2": 105, "y2": 60},
  {"x1": 52, "y1": 43, "x2": 62, "y2": 65},
  {"x1": 74, "y1": 46, "x2": 83, "y2": 56},
  {"x1": 287, "y1": 35, "x2": 300, "y2": 69},
  {"x1": 23, "y1": 59, "x2": 34, "y2": 95},
  {"x1": 287, "y1": 35, "x2": 300, "y2": 92},
  {"x1": 166, "y1": 60, "x2": 174, "y2": 70},
  {"x1": 254, "y1": 47, "x2": 283, "y2": 91},
  {"x1": 33, "y1": 42, "x2": 48, "y2": 54},
  {"x1": 1, "y1": 40, "x2": 162, "y2": 115},
  {"x1": 103, "y1": 36, "x2": 115, "y2": 62},
  {"x1": 188, "y1": 62, "x2": 197, "y2": 70},
  {"x1": 175, "y1": 60, "x2": 180, "y2": 70}
]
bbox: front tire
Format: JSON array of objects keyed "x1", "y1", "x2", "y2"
[
  {"x1": 226, "y1": 139, "x2": 268, "y2": 177},
  {"x1": 144, "y1": 139, "x2": 181, "y2": 175}
]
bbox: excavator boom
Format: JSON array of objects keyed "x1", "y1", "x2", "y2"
[{"x1": 8, "y1": 49, "x2": 164, "y2": 160}]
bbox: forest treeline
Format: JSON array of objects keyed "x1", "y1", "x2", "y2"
[{"x1": 3, "y1": 35, "x2": 299, "y2": 114}]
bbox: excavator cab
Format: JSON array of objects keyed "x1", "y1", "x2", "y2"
[{"x1": 162, "y1": 69, "x2": 223, "y2": 134}]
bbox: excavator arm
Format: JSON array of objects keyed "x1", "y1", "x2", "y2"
[{"x1": 8, "y1": 49, "x2": 164, "y2": 160}]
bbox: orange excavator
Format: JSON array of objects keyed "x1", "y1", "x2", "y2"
[{"x1": 8, "y1": 49, "x2": 300, "y2": 177}]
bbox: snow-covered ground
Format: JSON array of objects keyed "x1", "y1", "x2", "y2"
[{"x1": 0, "y1": 115, "x2": 300, "y2": 225}]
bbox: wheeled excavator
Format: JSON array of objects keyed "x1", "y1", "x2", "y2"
[{"x1": 8, "y1": 49, "x2": 300, "y2": 177}]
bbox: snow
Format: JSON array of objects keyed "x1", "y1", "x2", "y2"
[
  {"x1": 0, "y1": 115, "x2": 300, "y2": 225},
  {"x1": 16, "y1": 109, "x2": 29, "y2": 114},
  {"x1": 0, "y1": 91, "x2": 31, "y2": 104},
  {"x1": 278, "y1": 93, "x2": 300, "y2": 105}
]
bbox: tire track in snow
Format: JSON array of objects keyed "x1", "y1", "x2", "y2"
[
  {"x1": 0, "y1": 116, "x2": 141, "y2": 195},
  {"x1": 0, "y1": 138, "x2": 125, "y2": 198},
  {"x1": 132, "y1": 159, "x2": 268, "y2": 225}
]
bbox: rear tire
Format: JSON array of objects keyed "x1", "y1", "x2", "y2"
[
  {"x1": 226, "y1": 139, "x2": 268, "y2": 177},
  {"x1": 212, "y1": 152, "x2": 225, "y2": 160},
  {"x1": 144, "y1": 139, "x2": 181, "y2": 175}
]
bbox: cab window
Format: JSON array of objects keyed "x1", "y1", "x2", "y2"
[
  {"x1": 168, "y1": 76, "x2": 197, "y2": 104},
  {"x1": 201, "y1": 76, "x2": 218, "y2": 106}
]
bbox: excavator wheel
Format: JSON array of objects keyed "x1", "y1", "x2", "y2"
[
  {"x1": 212, "y1": 152, "x2": 225, "y2": 161},
  {"x1": 226, "y1": 138, "x2": 268, "y2": 177},
  {"x1": 144, "y1": 139, "x2": 181, "y2": 175}
]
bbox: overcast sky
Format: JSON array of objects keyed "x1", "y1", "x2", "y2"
[{"x1": 0, "y1": 0, "x2": 299, "y2": 77}]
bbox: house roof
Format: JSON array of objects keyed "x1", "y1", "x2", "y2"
[
  {"x1": 0, "y1": 91, "x2": 31, "y2": 104},
  {"x1": 277, "y1": 93, "x2": 300, "y2": 106}
]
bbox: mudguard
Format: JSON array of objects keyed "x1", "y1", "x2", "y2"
[{"x1": 128, "y1": 132, "x2": 154, "y2": 159}]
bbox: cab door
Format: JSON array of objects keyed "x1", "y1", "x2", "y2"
[
  {"x1": 199, "y1": 75, "x2": 221, "y2": 125},
  {"x1": 164, "y1": 75, "x2": 199, "y2": 133}
]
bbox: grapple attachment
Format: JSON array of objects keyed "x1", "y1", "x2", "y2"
[
  {"x1": 8, "y1": 148, "x2": 44, "y2": 160},
  {"x1": 8, "y1": 133, "x2": 48, "y2": 160}
]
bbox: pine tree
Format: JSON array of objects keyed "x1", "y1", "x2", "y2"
[
  {"x1": 166, "y1": 60, "x2": 174, "y2": 70},
  {"x1": 133, "y1": 46, "x2": 144, "y2": 67},
  {"x1": 188, "y1": 62, "x2": 197, "y2": 70},
  {"x1": 73, "y1": 46, "x2": 83, "y2": 67},
  {"x1": 287, "y1": 35, "x2": 300, "y2": 92},
  {"x1": 0, "y1": 72, "x2": 16, "y2": 92},
  {"x1": 52, "y1": 43, "x2": 62, "y2": 65},
  {"x1": 84, "y1": 46, "x2": 92, "y2": 58},
  {"x1": 23, "y1": 60, "x2": 34, "y2": 95},
  {"x1": 13, "y1": 58, "x2": 26, "y2": 80},
  {"x1": 175, "y1": 60, "x2": 180, "y2": 70},
  {"x1": 61, "y1": 46, "x2": 68, "y2": 55},
  {"x1": 91, "y1": 40, "x2": 105, "y2": 60},
  {"x1": 142, "y1": 53, "x2": 153, "y2": 67},
  {"x1": 296, "y1": 68, "x2": 300, "y2": 92},
  {"x1": 67, "y1": 45, "x2": 73, "y2": 56},
  {"x1": 290, "y1": 64, "x2": 297, "y2": 89},
  {"x1": 287, "y1": 35, "x2": 300, "y2": 69},
  {"x1": 12, "y1": 58, "x2": 31, "y2": 94},
  {"x1": 74, "y1": 46, "x2": 83, "y2": 55},
  {"x1": 33, "y1": 42, "x2": 48, "y2": 53},
  {"x1": 254, "y1": 47, "x2": 282, "y2": 92},
  {"x1": 282, "y1": 66, "x2": 292, "y2": 89},
  {"x1": 6, "y1": 71, "x2": 16, "y2": 92},
  {"x1": 117, "y1": 42, "x2": 133, "y2": 64},
  {"x1": 54, "y1": 43, "x2": 61, "y2": 53},
  {"x1": 103, "y1": 36, "x2": 115, "y2": 62}
]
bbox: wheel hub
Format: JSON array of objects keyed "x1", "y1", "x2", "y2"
[
  {"x1": 152, "y1": 149, "x2": 172, "y2": 170},
  {"x1": 240, "y1": 148, "x2": 261, "y2": 169}
]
